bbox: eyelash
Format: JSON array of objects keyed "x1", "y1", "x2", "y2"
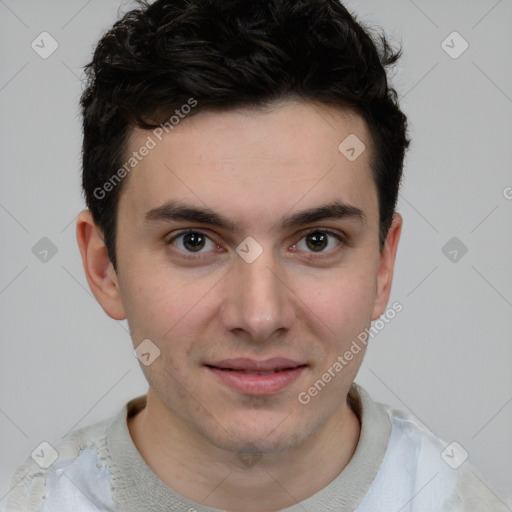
[{"x1": 166, "y1": 228, "x2": 346, "y2": 260}]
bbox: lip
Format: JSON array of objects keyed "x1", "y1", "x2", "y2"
[
  {"x1": 205, "y1": 358, "x2": 307, "y2": 395},
  {"x1": 208, "y1": 357, "x2": 304, "y2": 372}
]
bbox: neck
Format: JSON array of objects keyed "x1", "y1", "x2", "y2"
[{"x1": 128, "y1": 389, "x2": 361, "y2": 512}]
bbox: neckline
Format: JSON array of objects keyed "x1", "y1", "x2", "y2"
[{"x1": 105, "y1": 382, "x2": 391, "y2": 512}]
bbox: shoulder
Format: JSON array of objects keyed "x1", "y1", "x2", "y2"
[
  {"x1": 2, "y1": 414, "x2": 118, "y2": 512},
  {"x1": 453, "y1": 464, "x2": 512, "y2": 511},
  {"x1": 376, "y1": 401, "x2": 511, "y2": 511}
]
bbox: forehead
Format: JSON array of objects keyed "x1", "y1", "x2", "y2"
[{"x1": 119, "y1": 100, "x2": 377, "y2": 228}]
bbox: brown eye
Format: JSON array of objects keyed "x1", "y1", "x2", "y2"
[
  {"x1": 295, "y1": 229, "x2": 343, "y2": 255},
  {"x1": 182, "y1": 232, "x2": 206, "y2": 252},
  {"x1": 305, "y1": 231, "x2": 329, "y2": 252},
  {"x1": 168, "y1": 230, "x2": 216, "y2": 254}
]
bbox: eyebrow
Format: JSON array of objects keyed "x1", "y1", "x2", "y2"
[{"x1": 144, "y1": 200, "x2": 366, "y2": 232}]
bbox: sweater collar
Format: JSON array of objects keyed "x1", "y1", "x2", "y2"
[{"x1": 105, "y1": 382, "x2": 391, "y2": 512}]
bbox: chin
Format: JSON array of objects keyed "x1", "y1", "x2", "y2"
[
  {"x1": 211, "y1": 425, "x2": 307, "y2": 458},
  {"x1": 199, "y1": 407, "x2": 324, "y2": 458}
]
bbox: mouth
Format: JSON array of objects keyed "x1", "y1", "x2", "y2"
[{"x1": 205, "y1": 358, "x2": 308, "y2": 395}]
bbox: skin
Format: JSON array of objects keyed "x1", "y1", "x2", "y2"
[{"x1": 77, "y1": 99, "x2": 402, "y2": 512}]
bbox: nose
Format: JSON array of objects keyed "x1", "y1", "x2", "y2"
[{"x1": 220, "y1": 250, "x2": 296, "y2": 343}]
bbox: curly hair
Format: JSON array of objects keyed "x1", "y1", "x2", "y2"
[{"x1": 81, "y1": 0, "x2": 410, "y2": 270}]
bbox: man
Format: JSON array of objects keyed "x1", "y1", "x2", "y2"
[{"x1": 4, "y1": 0, "x2": 509, "y2": 511}]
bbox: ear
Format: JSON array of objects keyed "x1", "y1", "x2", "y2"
[
  {"x1": 76, "y1": 210, "x2": 126, "y2": 320},
  {"x1": 371, "y1": 213, "x2": 402, "y2": 321}
]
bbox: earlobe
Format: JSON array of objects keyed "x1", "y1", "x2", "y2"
[
  {"x1": 371, "y1": 213, "x2": 402, "y2": 321},
  {"x1": 76, "y1": 210, "x2": 126, "y2": 320}
]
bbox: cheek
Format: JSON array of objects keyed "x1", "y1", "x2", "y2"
[
  {"x1": 298, "y1": 264, "x2": 376, "y2": 331},
  {"x1": 117, "y1": 269, "x2": 181, "y2": 343},
  {"x1": 120, "y1": 272, "x2": 202, "y2": 387},
  {"x1": 118, "y1": 264, "x2": 220, "y2": 347}
]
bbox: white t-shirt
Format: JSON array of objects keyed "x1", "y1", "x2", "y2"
[{"x1": 3, "y1": 383, "x2": 510, "y2": 511}]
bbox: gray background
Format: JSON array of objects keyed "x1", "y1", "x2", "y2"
[{"x1": 1, "y1": 0, "x2": 511, "y2": 505}]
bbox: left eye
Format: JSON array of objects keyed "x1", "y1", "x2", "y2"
[{"x1": 295, "y1": 230, "x2": 342, "y2": 253}]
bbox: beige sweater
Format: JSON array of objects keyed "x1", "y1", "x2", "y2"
[{"x1": 3, "y1": 383, "x2": 511, "y2": 511}]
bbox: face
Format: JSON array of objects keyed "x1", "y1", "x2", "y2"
[{"x1": 86, "y1": 100, "x2": 400, "y2": 456}]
